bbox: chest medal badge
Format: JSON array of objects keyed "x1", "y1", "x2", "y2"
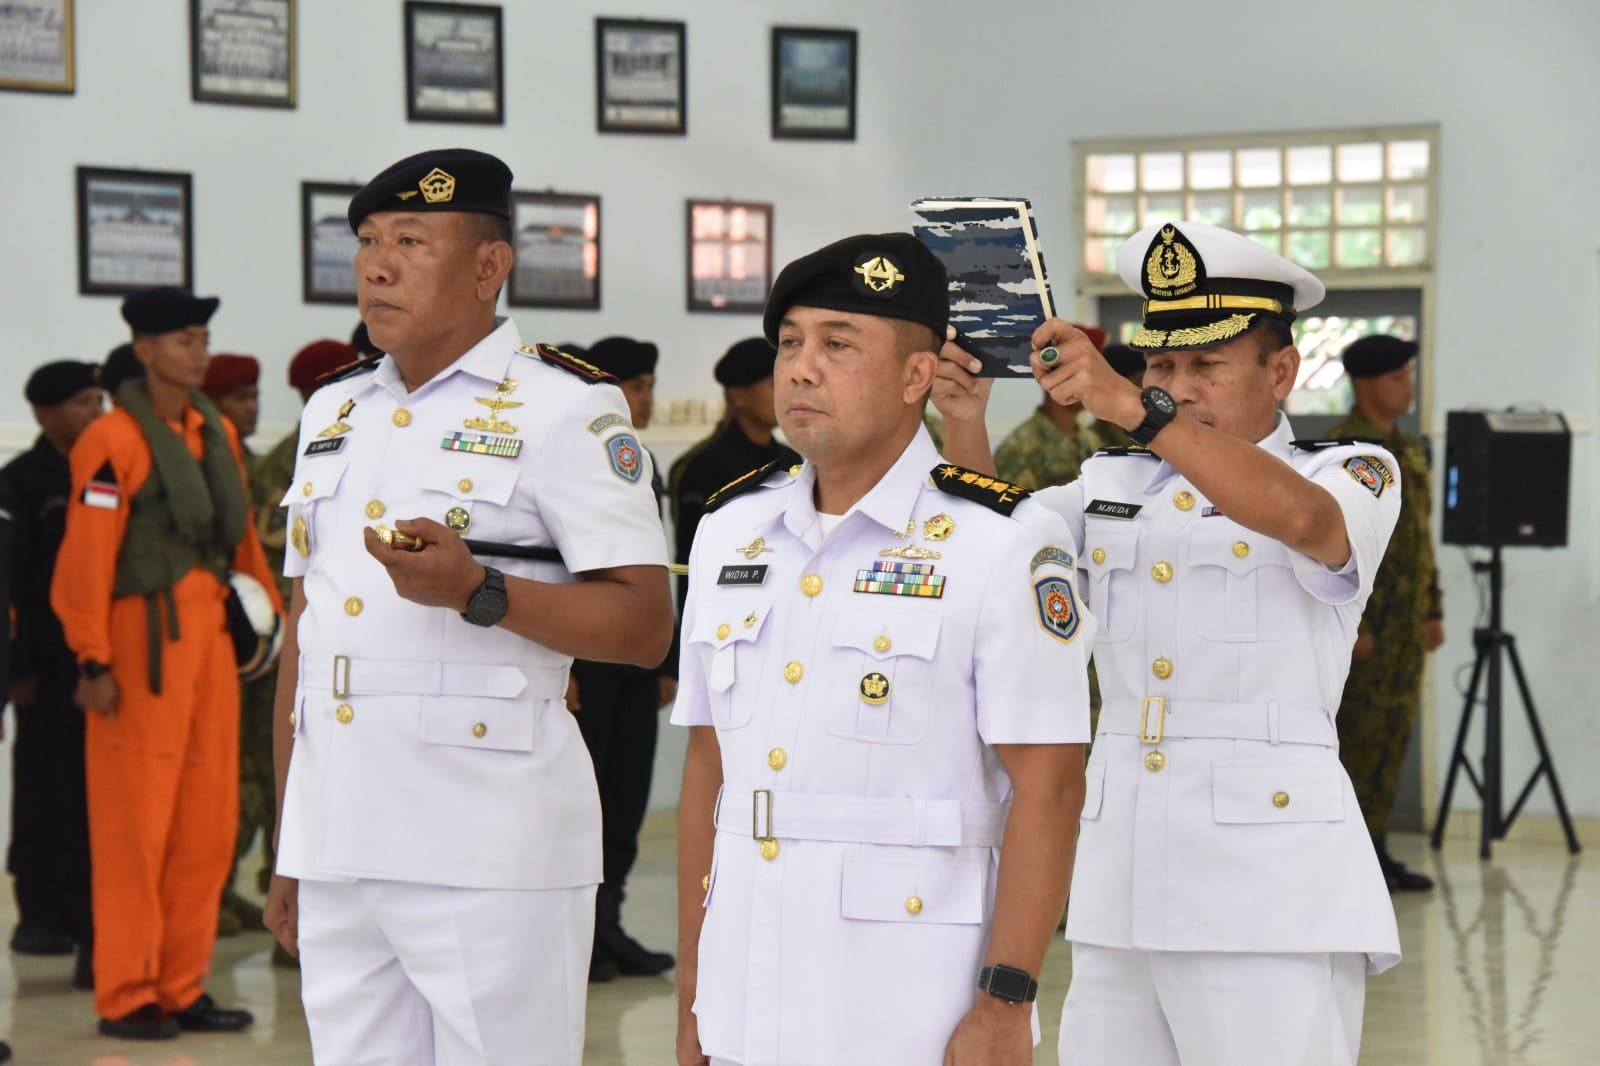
[
  {"x1": 855, "y1": 560, "x2": 945, "y2": 598},
  {"x1": 444, "y1": 377, "x2": 526, "y2": 458}
]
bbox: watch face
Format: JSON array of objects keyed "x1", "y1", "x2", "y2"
[
  {"x1": 468, "y1": 587, "x2": 509, "y2": 626},
  {"x1": 987, "y1": 966, "x2": 1031, "y2": 1002},
  {"x1": 1147, "y1": 387, "x2": 1177, "y2": 415}
]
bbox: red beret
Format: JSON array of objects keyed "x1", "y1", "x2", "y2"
[
  {"x1": 201, "y1": 353, "x2": 260, "y2": 400},
  {"x1": 290, "y1": 339, "x2": 358, "y2": 401},
  {"x1": 1071, "y1": 324, "x2": 1107, "y2": 352}
]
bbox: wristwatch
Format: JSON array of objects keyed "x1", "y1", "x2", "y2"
[
  {"x1": 978, "y1": 964, "x2": 1038, "y2": 1004},
  {"x1": 461, "y1": 566, "x2": 509, "y2": 627},
  {"x1": 80, "y1": 660, "x2": 110, "y2": 681},
  {"x1": 1127, "y1": 385, "x2": 1178, "y2": 447}
]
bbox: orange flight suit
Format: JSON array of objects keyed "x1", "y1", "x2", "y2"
[{"x1": 51, "y1": 403, "x2": 283, "y2": 1021}]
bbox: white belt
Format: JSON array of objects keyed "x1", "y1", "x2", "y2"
[
  {"x1": 1098, "y1": 698, "x2": 1337, "y2": 747},
  {"x1": 299, "y1": 655, "x2": 566, "y2": 701},
  {"x1": 713, "y1": 786, "x2": 1008, "y2": 848}
]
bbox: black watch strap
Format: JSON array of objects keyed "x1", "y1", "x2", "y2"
[
  {"x1": 461, "y1": 566, "x2": 509, "y2": 627},
  {"x1": 978, "y1": 964, "x2": 1038, "y2": 1004},
  {"x1": 1128, "y1": 386, "x2": 1178, "y2": 447}
]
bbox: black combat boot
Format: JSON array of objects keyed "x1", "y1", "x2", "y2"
[{"x1": 594, "y1": 882, "x2": 674, "y2": 976}]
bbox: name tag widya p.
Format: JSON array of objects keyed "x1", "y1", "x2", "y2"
[{"x1": 717, "y1": 564, "x2": 770, "y2": 587}]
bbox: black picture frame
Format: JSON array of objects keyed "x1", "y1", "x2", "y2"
[
  {"x1": 686, "y1": 199, "x2": 773, "y2": 314},
  {"x1": 189, "y1": 0, "x2": 296, "y2": 108},
  {"x1": 0, "y1": 0, "x2": 74, "y2": 94},
  {"x1": 771, "y1": 26, "x2": 857, "y2": 141},
  {"x1": 300, "y1": 182, "x2": 362, "y2": 305},
  {"x1": 76, "y1": 166, "x2": 194, "y2": 297},
  {"x1": 508, "y1": 190, "x2": 602, "y2": 310},
  {"x1": 404, "y1": 0, "x2": 504, "y2": 125},
  {"x1": 594, "y1": 17, "x2": 686, "y2": 135}
]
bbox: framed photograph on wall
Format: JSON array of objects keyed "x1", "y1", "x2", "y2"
[
  {"x1": 0, "y1": 0, "x2": 74, "y2": 94},
  {"x1": 76, "y1": 167, "x2": 193, "y2": 296},
  {"x1": 686, "y1": 199, "x2": 772, "y2": 313},
  {"x1": 595, "y1": 17, "x2": 685, "y2": 134},
  {"x1": 190, "y1": 0, "x2": 295, "y2": 107},
  {"x1": 404, "y1": 0, "x2": 503, "y2": 124},
  {"x1": 509, "y1": 191, "x2": 601, "y2": 310},
  {"x1": 300, "y1": 182, "x2": 361, "y2": 305},
  {"x1": 771, "y1": 26, "x2": 857, "y2": 141}
]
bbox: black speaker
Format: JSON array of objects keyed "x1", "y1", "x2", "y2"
[{"x1": 1442, "y1": 410, "x2": 1570, "y2": 547}]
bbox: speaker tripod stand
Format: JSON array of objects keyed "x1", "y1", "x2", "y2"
[{"x1": 1431, "y1": 548, "x2": 1580, "y2": 858}]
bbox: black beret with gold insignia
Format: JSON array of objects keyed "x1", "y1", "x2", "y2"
[
  {"x1": 347, "y1": 148, "x2": 512, "y2": 233},
  {"x1": 1340, "y1": 334, "x2": 1418, "y2": 378},
  {"x1": 121, "y1": 286, "x2": 220, "y2": 336},
  {"x1": 1115, "y1": 220, "x2": 1325, "y2": 352},
  {"x1": 714, "y1": 337, "x2": 777, "y2": 387},
  {"x1": 763, "y1": 232, "x2": 948, "y2": 345},
  {"x1": 584, "y1": 336, "x2": 659, "y2": 381}
]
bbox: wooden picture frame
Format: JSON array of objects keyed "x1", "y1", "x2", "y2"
[
  {"x1": 76, "y1": 167, "x2": 194, "y2": 297},
  {"x1": 404, "y1": 0, "x2": 504, "y2": 124},
  {"x1": 0, "y1": 0, "x2": 74, "y2": 94},
  {"x1": 508, "y1": 190, "x2": 602, "y2": 310},
  {"x1": 595, "y1": 17, "x2": 686, "y2": 135},
  {"x1": 190, "y1": 0, "x2": 296, "y2": 107},
  {"x1": 300, "y1": 182, "x2": 361, "y2": 305},
  {"x1": 686, "y1": 199, "x2": 772, "y2": 314},
  {"x1": 771, "y1": 26, "x2": 857, "y2": 141}
]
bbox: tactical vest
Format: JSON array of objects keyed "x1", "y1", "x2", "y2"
[{"x1": 113, "y1": 380, "x2": 248, "y2": 694}]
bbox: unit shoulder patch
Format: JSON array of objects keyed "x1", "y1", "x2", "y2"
[
  {"x1": 930, "y1": 464, "x2": 1031, "y2": 516},
  {"x1": 1034, "y1": 574, "x2": 1081, "y2": 643},
  {"x1": 1291, "y1": 436, "x2": 1386, "y2": 451},
  {"x1": 704, "y1": 462, "x2": 780, "y2": 513},
  {"x1": 1343, "y1": 454, "x2": 1394, "y2": 497},
  {"x1": 526, "y1": 343, "x2": 615, "y2": 384}
]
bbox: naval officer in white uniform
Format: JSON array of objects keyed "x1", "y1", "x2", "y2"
[
  {"x1": 933, "y1": 220, "x2": 1402, "y2": 1066},
  {"x1": 673, "y1": 233, "x2": 1095, "y2": 1066},
  {"x1": 262, "y1": 148, "x2": 674, "y2": 1066}
]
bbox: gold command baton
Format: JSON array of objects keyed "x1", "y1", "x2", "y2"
[{"x1": 374, "y1": 525, "x2": 687, "y2": 575}]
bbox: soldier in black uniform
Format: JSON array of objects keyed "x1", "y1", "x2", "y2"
[
  {"x1": 4, "y1": 360, "x2": 105, "y2": 990},
  {"x1": 667, "y1": 337, "x2": 800, "y2": 608},
  {"x1": 569, "y1": 336, "x2": 678, "y2": 981}
]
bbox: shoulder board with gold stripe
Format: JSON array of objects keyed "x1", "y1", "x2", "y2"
[
  {"x1": 930, "y1": 463, "x2": 1031, "y2": 516},
  {"x1": 704, "y1": 462, "x2": 779, "y2": 513},
  {"x1": 1291, "y1": 436, "x2": 1386, "y2": 451},
  {"x1": 524, "y1": 343, "x2": 615, "y2": 384},
  {"x1": 1092, "y1": 444, "x2": 1154, "y2": 457},
  {"x1": 312, "y1": 353, "x2": 383, "y2": 390}
]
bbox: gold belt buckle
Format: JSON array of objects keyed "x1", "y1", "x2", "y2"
[
  {"x1": 1140, "y1": 697, "x2": 1166, "y2": 744},
  {"x1": 332, "y1": 655, "x2": 351, "y2": 700},
  {"x1": 752, "y1": 789, "x2": 773, "y2": 841}
]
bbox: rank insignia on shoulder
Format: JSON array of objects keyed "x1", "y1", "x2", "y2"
[
  {"x1": 441, "y1": 431, "x2": 522, "y2": 459},
  {"x1": 605, "y1": 433, "x2": 644, "y2": 484},
  {"x1": 930, "y1": 464, "x2": 1031, "y2": 515},
  {"x1": 588, "y1": 412, "x2": 628, "y2": 435},
  {"x1": 304, "y1": 437, "x2": 348, "y2": 457},
  {"x1": 705, "y1": 462, "x2": 779, "y2": 513},
  {"x1": 1292, "y1": 436, "x2": 1386, "y2": 451},
  {"x1": 527, "y1": 343, "x2": 615, "y2": 383},
  {"x1": 1034, "y1": 575, "x2": 1081, "y2": 643},
  {"x1": 316, "y1": 353, "x2": 384, "y2": 389},
  {"x1": 1085, "y1": 499, "x2": 1143, "y2": 520},
  {"x1": 1093, "y1": 444, "x2": 1153, "y2": 457},
  {"x1": 854, "y1": 560, "x2": 945, "y2": 598},
  {"x1": 1030, "y1": 545, "x2": 1075, "y2": 573},
  {"x1": 1343, "y1": 455, "x2": 1394, "y2": 497}
]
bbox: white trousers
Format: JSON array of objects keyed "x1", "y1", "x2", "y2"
[
  {"x1": 1060, "y1": 944, "x2": 1366, "y2": 1066},
  {"x1": 298, "y1": 878, "x2": 593, "y2": 1066}
]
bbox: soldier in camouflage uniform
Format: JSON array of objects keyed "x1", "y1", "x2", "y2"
[{"x1": 1330, "y1": 334, "x2": 1443, "y2": 892}]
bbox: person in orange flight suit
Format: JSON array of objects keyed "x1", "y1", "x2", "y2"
[{"x1": 51, "y1": 287, "x2": 283, "y2": 1042}]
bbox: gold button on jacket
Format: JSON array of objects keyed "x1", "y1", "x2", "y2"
[
  {"x1": 1152, "y1": 657, "x2": 1173, "y2": 680},
  {"x1": 1152, "y1": 561, "x2": 1174, "y2": 583},
  {"x1": 767, "y1": 748, "x2": 787, "y2": 771},
  {"x1": 716, "y1": 622, "x2": 731, "y2": 640},
  {"x1": 759, "y1": 838, "x2": 780, "y2": 860},
  {"x1": 1091, "y1": 547, "x2": 1107, "y2": 565},
  {"x1": 873, "y1": 634, "x2": 892, "y2": 653},
  {"x1": 335, "y1": 704, "x2": 354, "y2": 725},
  {"x1": 301, "y1": 481, "x2": 313, "y2": 497},
  {"x1": 1145, "y1": 750, "x2": 1166, "y2": 772},
  {"x1": 701, "y1": 874, "x2": 711, "y2": 892},
  {"x1": 473, "y1": 722, "x2": 488, "y2": 738},
  {"x1": 905, "y1": 895, "x2": 924, "y2": 915},
  {"x1": 801, "y1": 574, "x2": 823, "y2": 597},
  {"x1": 1173, "y1": 490, "x2": 1195, "y2": 511},
  {"x1": 392, "y1": 408, "x2": 412, "y2": 427},
  {"x1": 458, "y1": 477, "x2": 474, "y2": 493},
  {"x1": 1273, "y1": 791, "x2": 1291, "y2": 809},
  {"x1": 364, "y1": 500, "x2": 386, "y2": 519},
  {"x1": 1233, "y1": 540, "x2": 1251, "y2": 558},
  {"x1": 344, "y1": 597, "x2": 363, "y2": 616},
  {"x1": 784, "y1": 661, "x2": 804, "y2": 684}
]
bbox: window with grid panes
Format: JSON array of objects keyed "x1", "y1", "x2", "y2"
[{"x1": 1078, "y1": 127, "x2": 1436, "y2": 284}]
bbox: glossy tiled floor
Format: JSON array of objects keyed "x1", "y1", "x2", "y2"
[{"x1": 2, "y1": 822, "x2": 1594, "y2": 1064}]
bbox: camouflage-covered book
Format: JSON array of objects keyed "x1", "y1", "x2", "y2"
[{"x1": 910, "y1": 197, "x2": 1055, "y2": 377}]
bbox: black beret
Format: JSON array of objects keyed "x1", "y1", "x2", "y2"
[
  {"x1": 1101, "y1": 343, "x2": 1146, "y2": 380},
  {"x1": 348, "y1": 148, "x2": 512, "y2": 232},
  {"x1": 1341, "y1": 334, "x2": 1418, "y2": 378},
  {"x1": 584, "y1": 336, "x2": 658, "y2": 380},
  {"x1": 714, "y1": 337, "x2": 777, "y2": 388},
  {"x1": 25, "y1": 360, "x2": 101, "y2": 406},
  {"x1": 99, "y1": 343, "x2": 143, "y2": 394},
  {"x1": 763, "y1": 233, "x2": 948, "y2": 345},
  {"x1": 121, "y1": 287, "x2": 220, "y2": 336}
]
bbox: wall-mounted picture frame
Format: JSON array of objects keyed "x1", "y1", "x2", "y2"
[
  {"x1": 76, "y1": 167, "x2": 194, "y2": 297},
  {"x1": 595, "y1": 17, "x2": 685, "y2": 135},
  {"x1": 190, "y1": 0, "x2": 295, "y2": 107},
  {"x1": 771, "y1": 26, "x2": 857, "y2": 141},
  {"x1": 404, "y1": 0, "x2": 504, "y2": 124},
  {"x1": 686, "y1": 199, "x2": 772, "y2": 313},
  {"x1": 0, "y1": 0, "x2": 74, "y2": 94},
  {"x1": 509, "y1": 191, "x2": 601, "y2": 310},
  {"x1": 301, "y1": 182, "x2": 361, "y2": 305}
]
